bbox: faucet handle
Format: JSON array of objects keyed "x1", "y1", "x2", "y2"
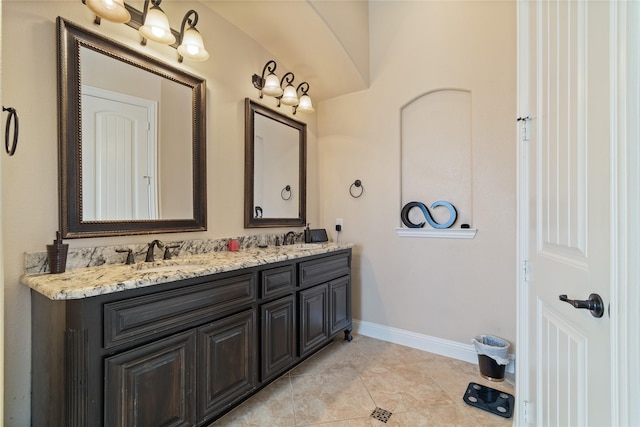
[
  {"x1": 116, "y1": 248, "x2": 134, "y2": 265},
  {"x1": 163, "y1": 244, "x2": 180, "y2": 260}
]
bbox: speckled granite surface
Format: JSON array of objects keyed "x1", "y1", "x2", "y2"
[
  {"x1": 21, "y1": 241, "x2": 353, "y2": 301},
  {"x1": 23, "y1": 234, "x2": 303, "y2": 275}
]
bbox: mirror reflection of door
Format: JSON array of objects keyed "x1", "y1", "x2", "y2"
[
  {"x1": 253, "y1": 134, "x2": 265, "y2": 215},
  {"x1": 253, "y1": 112, "x2": 299, "y2": 218},
  {"x1": 82, "y1": 86, "x2": 158, "y2": 221}
]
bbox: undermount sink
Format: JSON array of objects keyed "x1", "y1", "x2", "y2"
[
  {"x1": 289, "y1": 243, "x2": 324, "y2": 250},
  {"x1": 137, "y1": 264, "x2": 205, "y2": 274}
]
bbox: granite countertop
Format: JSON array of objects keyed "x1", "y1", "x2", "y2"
[{"x1": 21, "y1": 243, "x2": 354, "y2": 301}]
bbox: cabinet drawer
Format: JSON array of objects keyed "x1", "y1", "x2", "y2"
[
  {"x1": 298, "y1": 252, "x2": 350, "y2": 288},
  {"x1": 104, "y1": 273, "x2": 256, "y2": 349},
  {"x1": 260, "y1": 265, "x2": 294, "y2": 298}
]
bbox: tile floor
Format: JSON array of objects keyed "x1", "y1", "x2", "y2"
[{"x1": 212, "y1": 334, "x2": 515, "y2": 426}]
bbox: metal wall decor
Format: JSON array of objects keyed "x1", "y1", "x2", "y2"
[{"x1": 400, "y1": 200, "x2": 457, "y2": 229}]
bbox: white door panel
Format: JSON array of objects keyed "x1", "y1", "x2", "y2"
[
  {"x1": 518, "y1": 0, "x2": 612, "y2": 425},
  {"x1": 82, "y1": 86, "x2": 157, "y2": 221}
]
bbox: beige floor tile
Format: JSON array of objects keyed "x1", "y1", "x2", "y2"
[
  {"x1": 290, "y1": 371, "x2": 377, "y2": 425},
  {"x1": 211, "y1": 376, "x2": 296, "y2": 426},
  {"x1": 382, "y1": 403, "x2": 478, "y2": 427},
  {"x1": 360, "y1": 365, "x2": 454, "y2": 413},
  {"x1": 297, "y1": 416, "x2": 385, "y2": 426},
  {"x1": 210, "y1": 334, "x2": 515, "y2": 426}
]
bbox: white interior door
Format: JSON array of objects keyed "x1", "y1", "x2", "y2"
[
  {"x1": 82, "y1": 86, "x2": 158, "y2": 221},
  {"x1": 518, "y1": 0, "x2": 612, "y2": 425}
]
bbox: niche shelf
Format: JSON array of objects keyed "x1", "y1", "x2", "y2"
[
  {"x1": 396, "y1": 228, "x2": 477, "y2": 239},
  {"x1": 399, "y1": 89, "x2": 475, "y2": 238}
]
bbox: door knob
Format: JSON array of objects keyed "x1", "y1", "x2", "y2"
[{"x1": 558, "y1": 293, "x2": 605, "y2": 318}]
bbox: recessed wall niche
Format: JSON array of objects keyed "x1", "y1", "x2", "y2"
[{"x1": 399, "y1": 89, "x2": 475, "y2": 238}]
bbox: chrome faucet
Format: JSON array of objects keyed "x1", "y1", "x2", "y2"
[
  {"x1": 283, "y1": 231, "x2": 296, "y2": 245},
  {"x1": 145, "y1": 239, "x2": 164, "y2": 262}
]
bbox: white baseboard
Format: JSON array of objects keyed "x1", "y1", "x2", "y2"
[{"x1": 352, "y1": 319, "x2": 515, "y2": 375}]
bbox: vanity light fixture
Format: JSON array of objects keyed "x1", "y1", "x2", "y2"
[
  {"x1": 279, "y1": 73, "x2": 299, "y2": 106},
  {"x1": 82, "y1": 0, "x2": 209, "y2": 62},
  {"x1": 252, "y1": 60, "x2": 284, "y2": 98},
  {"x1": 83, "y1": 0, "x2": 131, "y2": 24},
  {"x1": 294, "y1": 82, "x2": 314, "y2": 114},
  {"x1": 252, "y1": 60, "x2": 315, "y2": 114},
  {"x1": 177, "y1": 10, "x2": 209, "y2": 62},
  {"x1": 139, "y1": 0, "x2": 175, "y2": 45}
]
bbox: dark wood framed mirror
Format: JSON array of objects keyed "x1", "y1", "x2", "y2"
[
  {"x1": 57, "y1": 18, "x2": 206, "y2": 238},
  {"x1": 244, "y1": 98, "x2": 306, "y2": 228}
]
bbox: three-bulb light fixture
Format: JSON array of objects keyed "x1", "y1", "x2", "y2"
[
  {"x1": 82, "y1": 0, "x2": 209, "y2": 63},
  {"x1": 252, "y1": 60, "x2": 315, "y2": 115}
]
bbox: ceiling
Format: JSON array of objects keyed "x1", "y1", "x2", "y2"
[{"x1": 201, "y1": 0, "x2": 371, "y2": 102}]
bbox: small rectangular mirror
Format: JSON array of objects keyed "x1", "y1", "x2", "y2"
[{"x1": 244, "y1": 98, "x2": 306, "y2": 228}]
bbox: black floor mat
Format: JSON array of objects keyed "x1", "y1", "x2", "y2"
[{"x1": 463, "y1": 382, "x2": 514, "y2": 418}]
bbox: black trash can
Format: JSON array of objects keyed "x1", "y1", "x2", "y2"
[{"x1": 472, "y1": 335, "x2": 510, "y2": 382}]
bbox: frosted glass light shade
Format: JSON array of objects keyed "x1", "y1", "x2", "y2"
[
  {"x1": 296, "y1": 94, "x2": 315, "y2": 113},
  {"x1": 86, "y1": 0, "x2": 131, "y2": 23},
  {"x1": 262, "y1": 73, "x2": 283, "y2": 97},
  {"x1": 280, "y1": 84, "x2": 299, "y2": 106},
  {"x1": 178, "y1": 27, "x2": 209, "y2": 61},
  {"x1": 139, "y1": 6, "x2": 176, "y2": 45}
]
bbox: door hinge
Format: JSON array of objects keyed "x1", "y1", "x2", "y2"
[
  {"x1": 522, "y1": 260, "x2": 530, "y2": 281},
  {"x1": 522, "y1": 400, "x2": 535, "y2": 424},
  {"x1": 517, "y1": 116, "x2": 532, "y2": 141}
]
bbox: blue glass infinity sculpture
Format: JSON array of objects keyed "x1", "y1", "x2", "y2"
[{"x1": 400, "y1": 200, "x2": 457, "y2": 229}]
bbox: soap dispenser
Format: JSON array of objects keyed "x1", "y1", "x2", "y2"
[
  {"x1": 304, "y1": 223, "x2": 311, "y2": 243},
  {"x1": 47, "y1": 231, "x2": 69, "y2": 274}
]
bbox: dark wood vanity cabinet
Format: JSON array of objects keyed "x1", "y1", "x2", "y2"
[
  {"x1": 298, "y1": 252, "x2": 353, "y2": 357},
  {"x1": 259, "y1": 264, "x2": 297, "y2": 382},
  {"x1": 31, "y1": 249, "x2": 351, "y2": 426}
]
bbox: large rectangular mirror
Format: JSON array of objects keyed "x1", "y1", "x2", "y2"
[
  {"x1": 245, "y1": 98, "x2": 306, "y2": 228},
  {"x1": 58, "y1": 18, "x2": 207, "y2": 238}
]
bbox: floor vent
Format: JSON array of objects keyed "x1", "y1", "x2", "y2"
[{"x1": 370, "y1": 407, "x2": 392, "y2": 423}]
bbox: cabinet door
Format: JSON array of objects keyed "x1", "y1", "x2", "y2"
[
  {"x1": 299, "y1": 283, "x2": 329, "y2": 357},
  {"x1": 261, "y1": 295, "x2": 296, "y2": 382},
  {"x1": 329, "y1": 276, "x2": 352, "y2": 336},
  {"x1": 104, "y1": 330, "x2": 196, "y2": 427},
  {"x1": 198, "y1": 309, "x2": 256, "y2": 424}
]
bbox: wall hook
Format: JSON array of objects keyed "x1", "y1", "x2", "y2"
[
  {"x1": 3, "y1": 106, "x2": 19, "y2": 156},
  {"x1": 349, "y1": 179, "x2": 364, "y2": 198}
]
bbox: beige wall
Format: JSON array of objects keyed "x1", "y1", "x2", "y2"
[
  {"x1": 2, "y1": 0, "x2": 515, "y2": 424},
  {"x1": 318, "y1": 1, "x2": 516, "y2": 344},
  {"x1": 1, "y1": 1, "x2": 318, "y2": 422}
]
